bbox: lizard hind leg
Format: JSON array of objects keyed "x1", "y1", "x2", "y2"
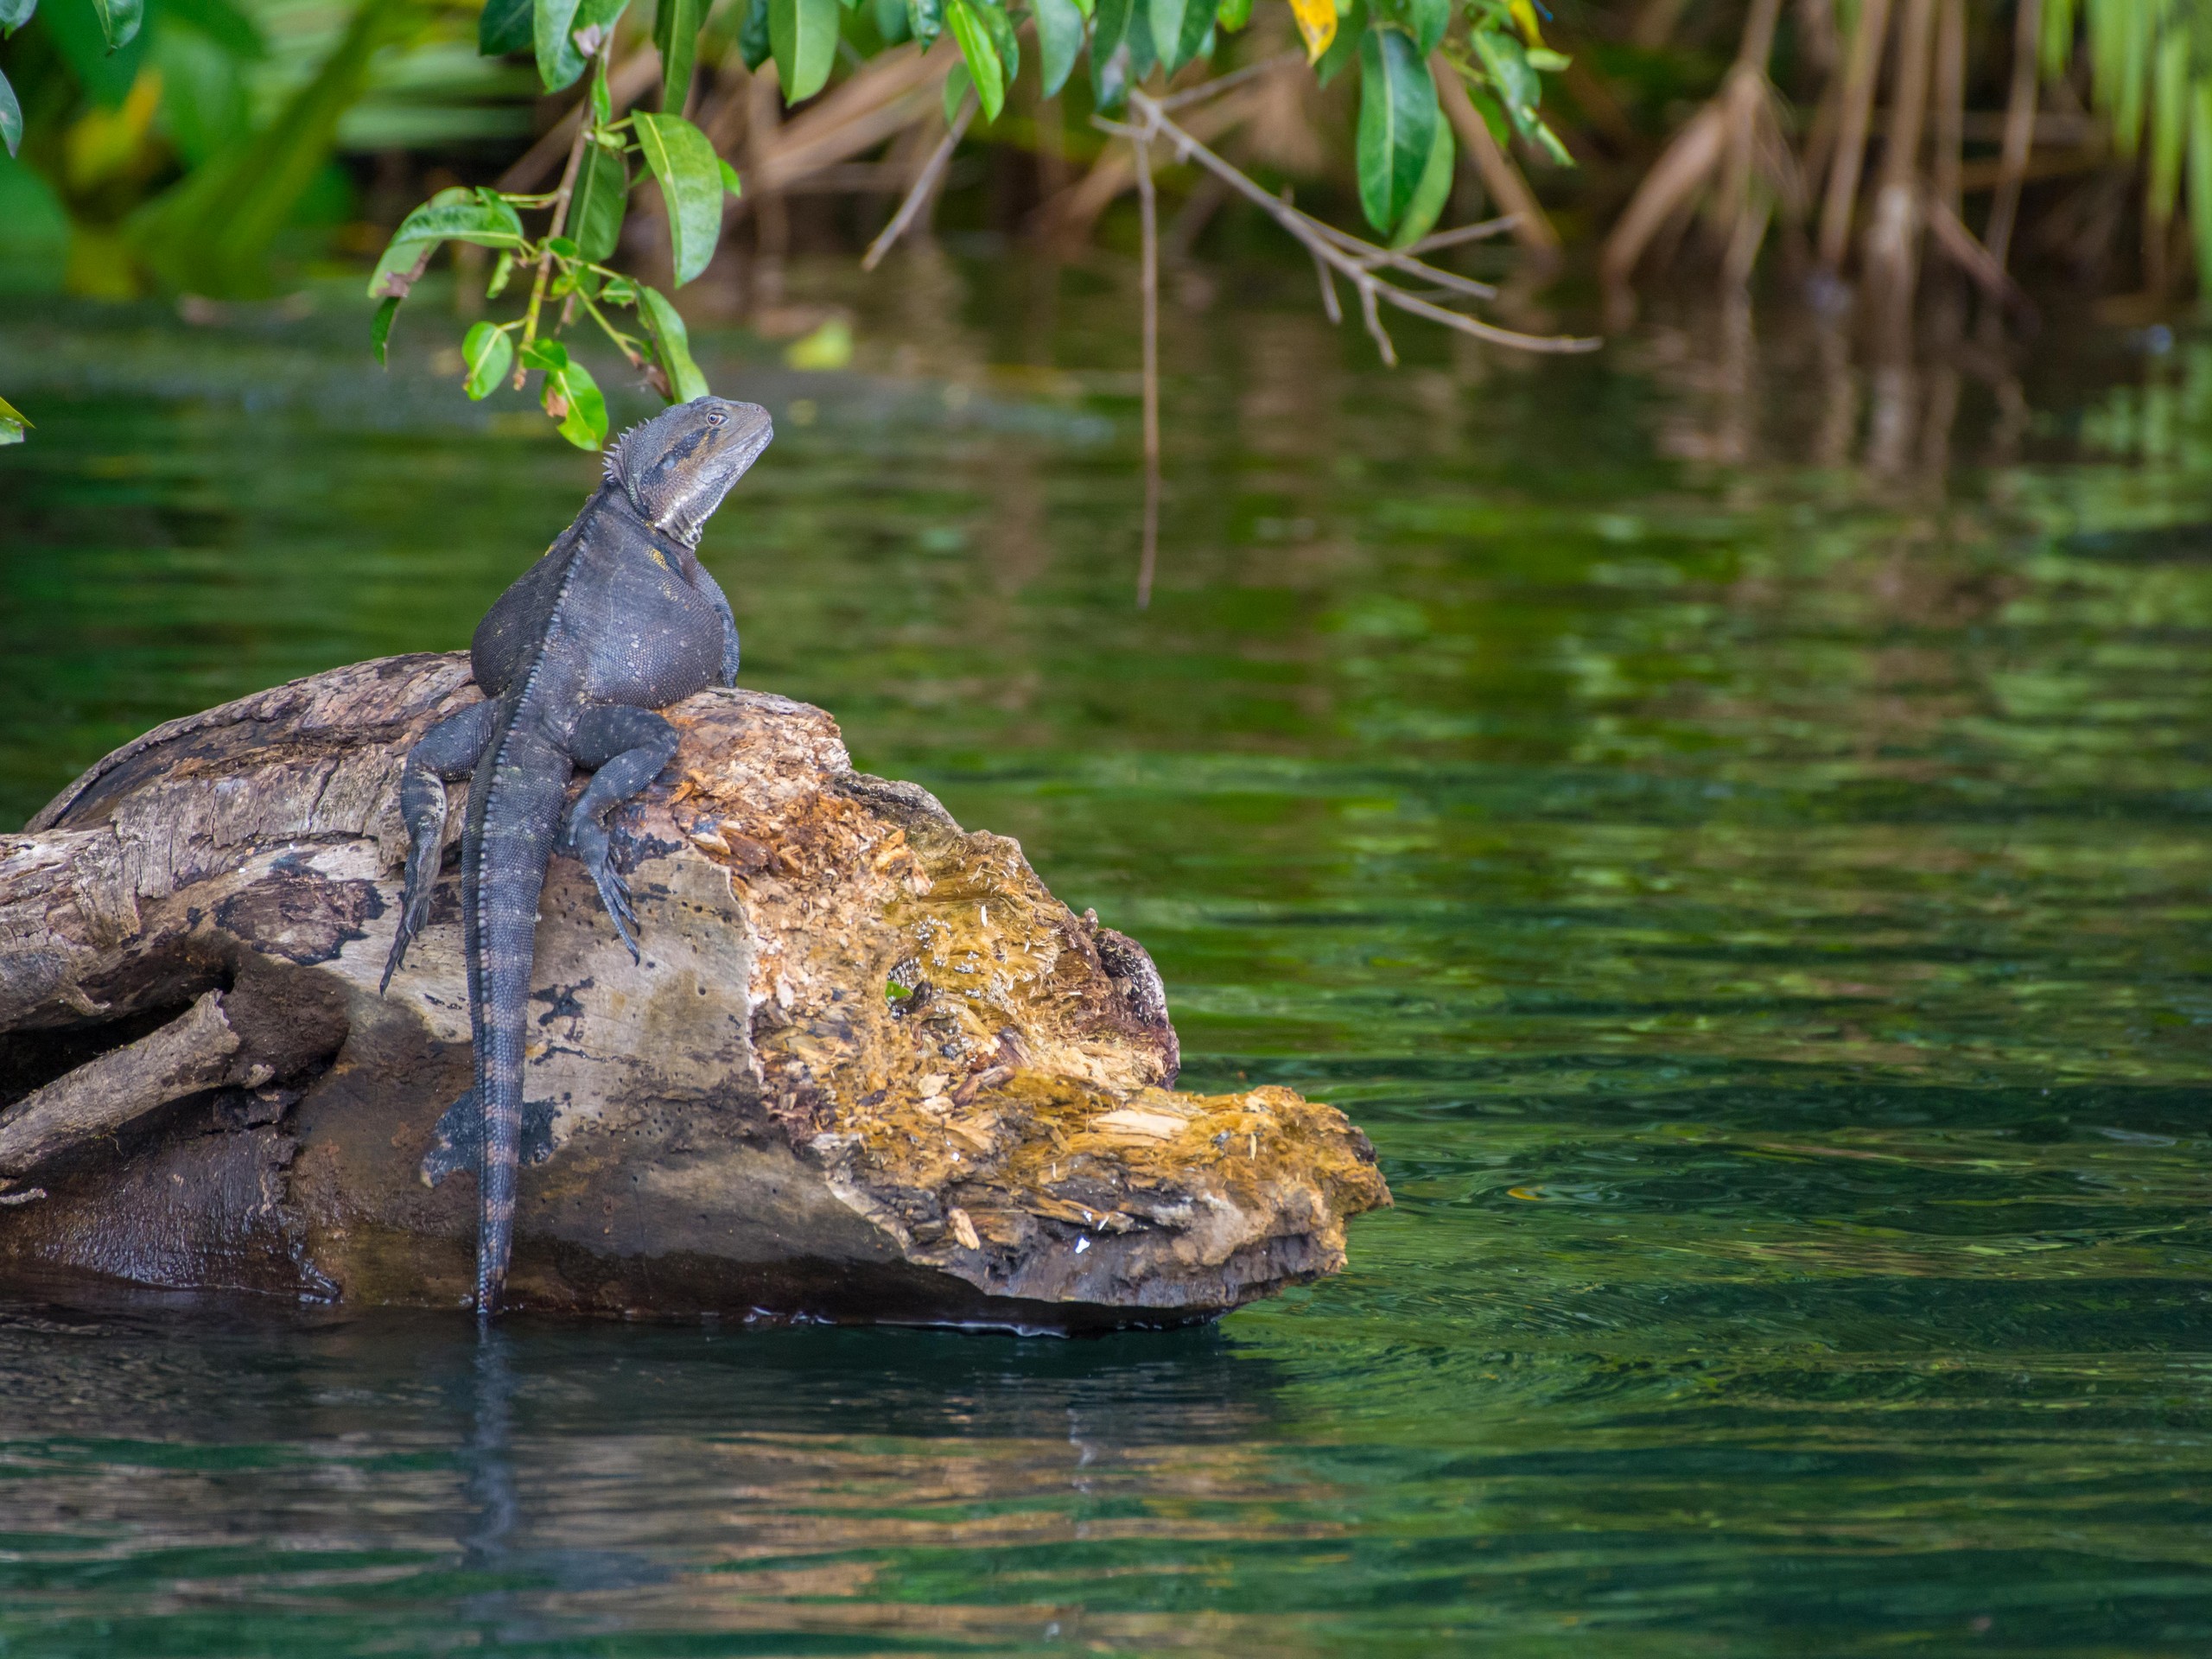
[
  {"x1": 560, "y1": 705, "x2": 680, "y2": 962},
  {"x1": 380, "y1": 701, "x2": 499, "y2": 994}
]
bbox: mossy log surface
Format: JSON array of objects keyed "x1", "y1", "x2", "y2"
[{"x1": 0, "y1": 657, "x2": 1389, "y2": 1328}]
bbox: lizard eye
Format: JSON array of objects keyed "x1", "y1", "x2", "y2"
[{"x1": 704, "y1": 409, "x2": 727, "y2": 429}]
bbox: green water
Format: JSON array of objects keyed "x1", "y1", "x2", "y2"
[{"x1": 2, "y1": 273, "x2": 2210, "y2": 1655}]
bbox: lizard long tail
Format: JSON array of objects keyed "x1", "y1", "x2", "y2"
[{"x1": 467, "y1": 732, "x2": 572, "y2": 1319}]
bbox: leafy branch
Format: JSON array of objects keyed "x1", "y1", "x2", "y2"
[{"x1": 368, "y1": 3, "x2": 738, "y2": 448}]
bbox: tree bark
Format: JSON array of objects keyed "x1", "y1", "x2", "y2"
[{"x1": 0, "y1": 656, "x2": 1389, "y2": 1326}]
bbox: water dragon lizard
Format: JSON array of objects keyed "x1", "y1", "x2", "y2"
[{"x1": 378, "y1": 396, "x2": 774, "y2": 1317}]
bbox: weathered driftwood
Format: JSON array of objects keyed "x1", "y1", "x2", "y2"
[{"x1": 0, "y1": 656, "x2": 1388, "y2": 1327}]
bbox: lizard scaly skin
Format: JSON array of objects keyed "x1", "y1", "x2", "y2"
[{"x1": 379, "y1": 397, "x2": 773, "y2": 1318}]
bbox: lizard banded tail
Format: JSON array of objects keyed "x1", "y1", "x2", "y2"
[{"x1": 466, "y1": 727, "x2": 573, "y2": 1316}]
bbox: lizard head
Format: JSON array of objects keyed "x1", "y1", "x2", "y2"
[{"x1": 604, "y1": 397, "x2": 774, "y2": 546}]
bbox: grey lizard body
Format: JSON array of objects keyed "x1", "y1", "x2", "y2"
[{"x1": 379, "y1": 397, "x2": 774, "y2": 1317}]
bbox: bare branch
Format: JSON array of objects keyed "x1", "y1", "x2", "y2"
[
  {"x1": 862, "y1": 92, "x2": 978, "y2": 271},
  {"x1": 1135, "y1": 134, "x2": 1161, "y2": 611},
  {"x1": 1157, "y1": 51, "x2": 1304, "y2": 112},
  {"x1": 1311, "y1": 249, "x2": 1343, "y2": 323},
  {"x1": 1398, "y1": 215, "x2": 1520, "y2": 257},
  {"x1": 1109, "y1": 92, "x2": 1599, "y2": 359}
]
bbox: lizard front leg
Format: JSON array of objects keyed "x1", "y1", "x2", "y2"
[
  {"x1": 560, "y1": 704, "x2": 680, "y2": 960},
  {"x1": 380, "y1": 700, "x2": 499, "y2": 993}
]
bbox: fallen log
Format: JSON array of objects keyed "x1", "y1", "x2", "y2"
[{"x1": 0, "y1": 656, "x2": 1389, "y2": 1328}]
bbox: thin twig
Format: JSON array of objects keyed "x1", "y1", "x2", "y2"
[
  {"x1": 862, "y1": 92, "x2": 977, "y2": 270},
  {"x1": 1397, "y1": 216, "x2": 1519, "y2": 257},
  {"x1": 516, "y1": 39, "x2": 611, "y2": 385},
  {"x1": 1983, "y1": 0, "x2": 2040, "y2": 276},
  {"x1": 1135, "y1": 133, "x2": 1160, "y2": 612},
  {"x1": 1156, "y1": 51, "x2": 1303, "y2": 112},
  {"x1": 497, "y1": 48, "x2": 659, "y2": 194},
  {"x1": 1105, "y1": 92, "x2": 1598, "y2": 358},
  {"x1": 1816, "y1": 0, "x2": 1895, "y2": 268}
]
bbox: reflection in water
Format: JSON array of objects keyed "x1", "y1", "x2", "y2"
[{"x1": 3, "y1": 276, "x2": 2212, "y2": 1653}]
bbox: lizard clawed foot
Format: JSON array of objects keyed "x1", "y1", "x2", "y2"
[
  {"x1": 563, "y1": 816, "x2": 642, "y2": 962},
  {"x1": 378, "y1": 880, "x2": 437, "y2": 994}
]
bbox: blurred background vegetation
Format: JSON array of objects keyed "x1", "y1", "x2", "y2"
[{"x1": 0, "y1": 0, "x2": 2208, "y2": 406}]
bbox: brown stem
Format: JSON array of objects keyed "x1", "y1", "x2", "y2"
[
  {"x1": 1985, "y1": 0, "x2": 2043, "y2": 273},
  {"x1": 1135, "y1": 133, "x2": 1160, "y2": 613},
  {"x1": 1817, "y1": 0, "x2": 1896, "y2": 269},
  {"x1": 1863, "y1": 0, "x2": 1938, "y2": 338},
  {"x1": 862, "y1": 94, "x2": 977, "y2": 270},
  {"x1": 516, "y1": 41, "x2": 612, "y2": 386},
  {"x1": 1933, "y1": 0, "x2": 1964, "y2": 216}
]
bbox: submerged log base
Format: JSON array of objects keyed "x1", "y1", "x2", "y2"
[{"x1": 0, "y1": 656, "x2": 1389, "y2": 1328}]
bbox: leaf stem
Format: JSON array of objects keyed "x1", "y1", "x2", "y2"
[
  {"x1": 576, "y1": 290, "x2": 647, "y2": 365},
  {"x1": 517, "y1": 38, "x2": 615, "y2": 388}
]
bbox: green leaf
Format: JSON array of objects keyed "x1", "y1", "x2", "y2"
[
  {"x1": 462, "y1": 322, "x2": 515, "y2": 398},
  {"x1": 480, "y1": 0, "x2": 532, "y2": 54},
  {"x1": 1034, "y1": 0, "x2": 1083, "y2": 97},
  {"x1": 1171, "y1": 0, "x2": 1211, "y2": 73},
  {"x1": 632, "y1": 111, "x2": 725, "y2": 284},
  {"x1": 943, "y1": 56, "x2": 969, "y2": 125},
  {"x1": 0, "y1": 392, "x2": 28, "y2": 446},
  {"x1": 638, "y1": 284, "x2": 710, "y2": 402},
  {"x1": 1124, "y1": 0, "x2": 1155, "y2": 79},
  {"x1": 739, "y1": 0, "x2": 771, "y2": 67},
  {"x1": 874, "y1": 0, "x2": 908, "y2": 43},
  {"x1": 1470, "y1": 24, "x2": 1545, "y2": 140},
  {"x1": 366, "y1": 194, "x2": 528, "y2": 299},
  {"x1": 976, "y1": 0, "x2": 1018, "y2": 86},
  {"x1": 718, "y1": 156, "x2": 743, "y2": 197},
  {"x1": 535, "y1": 0, "x2": 585, "y2": 89},
  {"x1": 906, "y1": 0, "x2": 941, "y2": 48},
  {"x1": 569, "y1": 135, "x2": 630, "y2": 262},
  {"x1": 1152, "y1": 0, "x2": 1209, "y2": 73},
  {"x1": 92, "y1": 0, "x2": 141, "y2": 51},
  {"x1": 520, "y1": 340, "x2": 609, "y2": 448},
  {"x1": 534, "y1": 0, "x2": 625, "y2": 91},
  {"x1": 1405, "y1": 0, "x2": 1445, "y2": 55},
  {"x1": 371, "y1": 295, "x2": 400, "y2": 365},
  {"x1": 1357, "y1": 25, "x2": 1436, "y2": 232},
  {"x1": 1147, "y1": 0, "x2": 1185, "y2": 73},
  {"x1": 769, "y1": 0, "x2": 839, "y2": 100},
  {"x1": 1313, "y1": 0, "x2": 1363, "y2": 86},
  {"x1": 1214, "y1": 0, "x2": 1249, "y2": 30},
  {"x1": 944, "y1": 0, "x2": 1003, "y2": 120},
  {"x1": 0, "y1": 0, "x2": 35, "y2": 35},
  {"x1": 1389, "y1": 104, "x2": 1452, "y2": 247},
  {"x1": 0, "y1": 64, "x2": 18, "y2": 158},
  {"x1": 653, "y1": 0, "x2": 706, "y2": 111},
  {"x1": 553, "y1": 359, "x2": 608, "y2": 448},
  {"x1": 1090, "y1": 0, "x2": 1131, "y2": 108}
]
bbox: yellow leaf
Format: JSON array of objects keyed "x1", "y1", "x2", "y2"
[
  {"x1": 1288, "y1": 0, "x2": 1335, "y2": 62},
  {"x1": 1508, "y1": 0, "x2": 1547, "y2": 49}
]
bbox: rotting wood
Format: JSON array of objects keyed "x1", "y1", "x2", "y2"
[
  {"x1": 0, "y1": 655, "x2": 1389, "y2": 1326},
  {"x1": 0, "y1": 991, "x2": 245, "y2": 1187}
]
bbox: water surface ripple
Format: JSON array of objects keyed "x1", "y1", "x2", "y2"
[{"x1": 0, "y1": 289, "x2": 2208, "y2": 1656}]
